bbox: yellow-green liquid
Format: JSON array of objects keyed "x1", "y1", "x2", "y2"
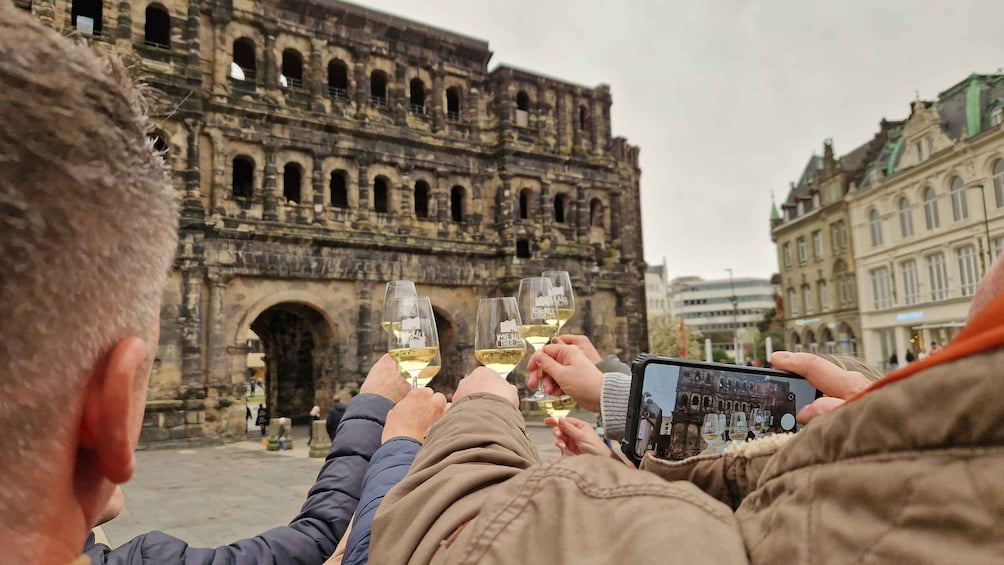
[
  {"x1": 522, "y1": 324, "x2": 557, "y2": 351},
  {"x1": 389, "y1": 346, "x2": 439, "y2": 377},
  {"x1": 475, "y1": 348, "x2": 526, "y2": 377},
  {"x1": 557, "y1": 308, "x2": 574, "y2": 328},
  {"x1": 415, "y1": 364, "x2": 440, "y2": 388},
  {"x1": 537, "y1": 396, "x2": 576, "y2": 418}
]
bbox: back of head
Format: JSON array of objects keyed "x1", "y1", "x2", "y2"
[{"x1": 0, "y1": 2, "x2": 178, "y2": 527}]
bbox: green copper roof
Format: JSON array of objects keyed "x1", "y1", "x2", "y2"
[
  {"x1": 770, "y1": 200, "x2": 780, "y2": 221},
  {"x1": 885, "y1": 137, "x2": 905, "y2": 177},
  {"x1": 966, "y1": 76, "x2": 982, "y2": 136}
]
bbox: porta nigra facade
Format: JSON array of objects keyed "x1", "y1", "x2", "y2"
[{"x1": 19, "y1": 0, "x2": 646, "y2": 443}]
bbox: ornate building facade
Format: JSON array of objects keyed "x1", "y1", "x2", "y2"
[{"x1": 20, "y1": 0, "x2": 646, "y2": 443}]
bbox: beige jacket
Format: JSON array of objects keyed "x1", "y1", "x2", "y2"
[{"x1": 372, "y1": 349, "x2": 1004, "y2": 564}]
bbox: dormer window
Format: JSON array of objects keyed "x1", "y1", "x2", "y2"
[{"x1": 992, "y1": 107, "x2": 1004, "y2": 127}]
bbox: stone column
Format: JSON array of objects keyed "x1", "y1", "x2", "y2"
[
  {"x1": 572, "y1": 90, "x2": 583, "y2": 151},
  {"x1": 356, "y1": 281, "x2": 373, "y2": 373},
  {"x1": 535, "y1": 79, "x2": 546, "y2": 145},
  {"x1": 354, "y1": 153, "x2": 370, "y2": 225},
  {"x1": 590, "y1": 96, "x2": 602, "y2": 155},
  {"x1": 309, "y1": 39, "x2": 325, "y2": 111},
  {"x1": 436, "y1": 173, "x2": 449, "y2": 238},
  {"x1": 399, "y1": 165, "x2": 413, "y2": 234},
  {"x1": 34, "y1": 0, "x2": 55, "y2": 28},
  {"x1": 312, "y1": 158, "x2": 325, "y2": 225},
  {"x1": 497, "y1": 173, "x2": 515, "y2": 248},
  {"x1": 496, "y1": 74, "x2": 512, "y2": 140},
  {"x1": 610, "y1": 191, "x2": 622, "y2": 241},
  {"x1": 182, "y1": 119, "x2": 205, "y2": 218},
  {"x1": 206, "y1": 271, "x2": 230, "y2": 386},
  {"x1": 115, "y1": 0, "x2": 131, "y2": 46},
  {"x1": 209, "y1": 130, "x2": 226, "y2": 217},
  {"x1": 539, "y1": 180, "x2": 552, "y2": 237},
  {"x1": 262, "y1": 143, "x2": 279, "y2": 221},
  {"x1": 263, "y1": 32, "x2": 278, "y2": 91},
  {"x1": 431, "y1": 65, "x2": 445, "y2": 132},
  {"x1": 353, "y1": 51, "x2": 369, "y2": 119},
  {"x1": 184, "y1": 1, "x2": 202, "y2": 83},
  {"x1": 179, "y1": 259, "x2": 205, "y2": 398},
  {"x1": 211, "y1": 18, "x2": 229, "y2": 100},
  {"x1": 575, "y1": 184, "x2": 588, "y2": 242},
  {"x1": 393, "y1": 64, "x2": 408, "y2": 126},
  {"x1": 893, "y1": 325, "x2": 910, "y2": 366},
  {"x1": 309, "y1": 420, "x2": 331, "y2": 457},
  {"x1": 555, "y1": 87, "x2": 568, "y2": 154}
]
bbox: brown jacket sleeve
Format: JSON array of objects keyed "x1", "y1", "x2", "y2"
[
  {"x1": 640, "y1": 432, "x2": 795, "y2": 510},
  {"x1": 369, "y1": 393, "x2": 540, "y2": 563}
]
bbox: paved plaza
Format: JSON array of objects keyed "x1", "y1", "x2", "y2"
[{"x1": 102, "y1": 418, "x2": 566, "y2": 548}]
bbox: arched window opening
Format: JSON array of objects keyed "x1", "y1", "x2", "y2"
[
  {"x1": 578, "y1": 105, "x2": 588, "y2": 130},
  {"x1": 373, "y1": 177, "x2": 389, "y2": 213},
  {"x1": 519, "y1": 189, "x2": 531, "y2": 220},
  {"x1": 327, "y1": 60, "x2": 349, "y2": 100},
  {"x1": 414, "y1": 181, "x2": 430, "y2": 218},
  {"x1": 71, "y1": 0, "x2": 102, "y2": 36},
  {"x1": 410, "y1": 78, "x2": 426, "y2": 116},
  {"x1": 690, "y1": 395, "x2": 700, "y2": 409},
  {"x1": 280, "y1": 49, "x2": 303, "y2": 89},
  {"x1": 370, "y1": 71, "x2": 388, "y2": 107},
  {"x1": 450, "y1": 185, "x2": 465, "y2": 222},
  {"x1": 923, "y1": 186, "x2": 940, "y2": 230},
  {"x1": 868, "y1": 208, "x2": 883, "y2": 247},
  {"x1": 231, "y1": 38, "x2": 256, "y2": 82},
  {"x1": 554, "y1": 194, "x2": 567, "y2": 223},
  {"x1": 282, "y1": 163, "x2": 302, "y2": 204},
  {"x1": 515, "y1": 90, "x2": 530, "y2": 127},
  {"x1": 232, "y1": 156, "x2": 254, "y2": 198},
  {"x1": 680, "y1": 394, "x2": 690, "y2": 408},
  {"x1": 589, "y1": 198, "x2": 604, "y2": 227},
  {"x1": 898, "y1": 197, "x2": 913, "y2": 238},
  {"x1": 950, "y1": 176, "x2": 969, "y2": 221},
  {"x1": 516, "y1": 238, "x2": 531, "y2": 258},
  {"x1": 143, "y1": 4, "x2": 170, "y2": 49},
  {"x1": 330, "y1": 171, "x2": 348, "y2": 208},
  {"x1": 446, "y1": 87, "x2": 461, "y2": 121}
]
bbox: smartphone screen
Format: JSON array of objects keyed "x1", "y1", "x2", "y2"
[{"x1": 624, "y1": 356, "x2": 819, "y2": 463}]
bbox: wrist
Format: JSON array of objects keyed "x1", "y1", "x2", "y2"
[{"x1": 381, "y1": 435, "x2": 423, "y2": 446}]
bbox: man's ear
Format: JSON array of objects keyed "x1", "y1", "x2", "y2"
[{"x1": 79, "y1": 337, "x2": 148, "y2": 484}]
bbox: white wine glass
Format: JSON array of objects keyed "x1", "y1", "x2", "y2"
[
  {"x1": 700, "y1": 413, "x2": 727, "y2": 455},
  {"x1": 474, "y1": 298, "x2": 525, "y2": 379},
  {"x1": 729, "y1": 411, "x2": 749, "y2": 446},
  {"x1": 415, "y1": 350, "x2": 441, "y2": 388},
  {"x1": 517, "y1": 278, "x2": 575, "y2": 417},
  {"x1": 542, "y1": 270, "x2": 575, "y2": 334},
  {"x1": 386, "y1": 296, "x2": 439, "y2": 388},
  {"x1": 381, "y1": 280, "x2": 417, "y2": 337},
  {"x1": 750, "y1": 408, "x2": 766, "y2": 438}
]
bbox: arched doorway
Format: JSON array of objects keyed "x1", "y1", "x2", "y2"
[
  {"x1": 250, "y1": 303, "x2": 337, "y2": 424},
  {"x1": 430, "y1": 307, "x2": 461, "y2": 393},
  {"x1": 837, "y1": 322, "x2": 857, "y2": 357}
]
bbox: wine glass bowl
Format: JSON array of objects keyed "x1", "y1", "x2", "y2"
[
  {"x1": 542, "y1": 271, "x2": 575, "y2": 333},
  {"x1": 381, "y1": 280, "x2": 418, "y2": 336},
  {"x1": 516, "y1": 278, "x2": 558, "y2": 352},
  {"x1": 474, "y1": 297, "x2": 526, "y2": 379},
  {"x1": 386, "y1": 296, "x2": 439, "y2": 387}
]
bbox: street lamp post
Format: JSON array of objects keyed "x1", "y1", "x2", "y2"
[{"x1": 726, "y1": 268, "x2": 740, "y2": 363}]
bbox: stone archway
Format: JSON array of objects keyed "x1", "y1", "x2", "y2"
[
  {"x1": 430, "y1": 306, "x2": 461, "y2": 393},
  {"x1": 250, "y1": 302, "x2": 337, "y2": 423}
]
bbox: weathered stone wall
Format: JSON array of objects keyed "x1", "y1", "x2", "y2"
[{"x1": 26, "y1": 0, "x2": 647, "y2": 445}]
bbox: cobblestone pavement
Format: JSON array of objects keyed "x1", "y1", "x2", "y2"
[{"x1": 103, "y1": 417, "x2": 565, "y2": 548}]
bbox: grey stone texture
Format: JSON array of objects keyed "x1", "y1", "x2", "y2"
[{"x1": 25, "y1": 0, "x2": 647, "y2": 445}]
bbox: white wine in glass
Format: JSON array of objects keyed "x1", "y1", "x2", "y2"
[
  {"x1": 386, "y1": 296, "x2": 440, "y2": 387},
  {"x1": 415, "y1": 350, "x2": 441, "y2": 388},
  {"x1": 381, "y1": 280, "x2": 417, "y2": 336},
  {"x1": 517, "y1": 278, "x2": 558, "y2": 352},
  {"x1": 542, "y1": 271, "x2": 575, "y2": 332},
  {"x1": 474, "y1": 297, "x2": 525, "y2": 379}
]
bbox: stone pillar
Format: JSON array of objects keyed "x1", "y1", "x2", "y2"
[
  {"x1": 610, "y1": 191, "x2": 622, "y2": 241},
  {"x1": 496, "y1": 74, "x2": 512, "y2": 139},
  {"x1": 436, "y1": 173, "x2": 449, "y2": 229},
  {"x1": 262, "y1": 144, "x2": 278, "y2": 221},
  {"x1": 179, "y1": 259, "x2": 205, "y2": 398},
  {"x1": 356, "y1": 281, "x2": 374, "y2": 373},
  {"x1": 212, "y1": 19, "x2": 229, "y2": 100},
  {"x1": 431, "y1": 65, "x2": 445, "y2": 132},
  {"x1": 399, "y1": 165, "x2": 413, "y2": 233},
  {"x1": 539, "y1": 181, "x2": 552, "y2": 237},
  {"x1": 393, "y1": 64, "x2": 407, "y2": 126},
  {"x1": 894, "y1": 325, "x2": 910, "y2": 366},
  {"x1": 184, "y1": 1, "x2": 202, "y2": 83},
  {"x1": 467, "y1": 85, "x2": 481, "y2": 130},
  {"x1": 575, "y1": 184, "x2": 588, "y2": 242},
  {"x1": 263, "y1": 32, "x2": 278, "y2": 91},
  {"x1": 266, "y1": 418, "x2": 294, "y2": 451},
  {"x1": 535, "y1": 79, "x2": 546, "y2": 145},
  {"x1": 555, "y1": 87, "x2": 568, "y2": 154},
  {"x1": 590, "y1": 96, "x2": 601, "y2": 154},
  {"x1": 309, "y1": 39, "x2": 325, "y2": 111},
  {"x1": 354, "y1": 153, "x2": 370, "y2": 225},
  {"x1": 115, "y1": 0, "x2": 131, "y2": 46},
  {"x1": 184, "y1": 119, "x2": 203, "y2": 201},
  {"x1": 309, "y1": 420, "x2": 331, "y2": 458},
  {"x1": 206, "y1": 271, "x2": 229, "y2": 386},
  {"x1": 572, "y1": 91, "x2": 583, "y2": 151},
  {"x1": 353, "y1": 51, "x2": 369, "y2": 119},
  {"x1": 311, "y1": 158, "x2": 325, "y2": 225},
  {"x1": 34, "y1": 0, "x2": 55, "y2": 28}
]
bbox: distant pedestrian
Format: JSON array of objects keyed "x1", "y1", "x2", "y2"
[
  {"x1": 889, "y1": 353, "x2": 899, "y2": 370},
  {"x1": 326, "y1": 395, "x2": 347, "y2": 441},
  {"x1": 255, "y1": 403, "x2": 269, "y2": 436},
  {"x1": 245, "y1": 405, "x2": 252, "y2": 430},
  {"x1": 250, "y1": 379, "x2": 256, "y2": 397},
  {"x1": 277, "y1": 418, "x2": 289, "y2": 451},
  {"x1": 931, "y1": 341, "x2": 942, "y2": 353},
  {"x1": 308, "y1": 406, "x2": 321, "y2": 446},
  {"x1": 906, "y1": 349, "x2": 916, "y2": 363}
]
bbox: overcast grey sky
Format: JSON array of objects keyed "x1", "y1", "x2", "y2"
[{"x1": 358, "y1": 0, "x2": 1004, "y2": 280}]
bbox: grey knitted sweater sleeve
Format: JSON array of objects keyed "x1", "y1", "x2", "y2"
[{"x1": 599, "y1": 371, "x2": 632, "y2": 442}]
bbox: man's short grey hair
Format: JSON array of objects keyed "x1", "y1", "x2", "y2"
[{"x1": 0, "y1": 3, "x2": 179, "y2": 523}]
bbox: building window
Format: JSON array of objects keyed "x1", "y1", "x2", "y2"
[
  {"x1": 232, "y1": 156, "x2": 254, "y2": 198},
  {"x1": 829, "y1": 221, "x2": 847, "y2": 251},
  {"x1": 956, "y1": 245, "x2": 980, "y2": 297},
  {"x1": 231, "y1": 38, "x2": 256, "y2": 82},
  {"x1": 589, "y1": 198, "x2": 604, "y2": 228},
  {"x1": 373, "y1": 177, "x2": 389, "y2": 213},
  {"x1": 995, "y1": 236, "x2": 1004, "y2": 261},
  {"x1": 327, "y1": 60, "x2": 349, "y2": 100},
  {"x1": 71, "y1": 0, "x2": 102, "y2": 36},
  {"x1": 515, "y1": 91, "x2": 530, "y2": 127},
  {"x1": 870, "y1": 267, "x2": 892, "y2": 309},
  {"x1": 282, "y1": 163, "x2": 301, "y2": 204},
  {"x1": 797, "y1": 237, "x2": 807, "y2": 264},
  {"x1": 279, "y1": 49, "x2": 303, "y2": 89},
  {"x1": 993, "y1": 159, "x2": 1004, "y2": 209},
  {"x1": 516, "y1": 238, "x2": 531, "y2": 258},
  {"x1": 519, "y1": 189, "x2": 531, "y2": 219},
  {"x1": 554, "y1": 193, "x2": 568, "y2": 223},
  {"x1": 923, "y1": 186, "x2": 940, "y2": 230},
  {"x1": 782, "y1": 243, "x2": 792, "y2": 268},
  {"x1": 898, "y1": 197, "x2": 913, "y2": 238},
  {"x1": 446, "y1": 87, "x2": 461, "y2": 121},
  {"x1": 787, "y1": 288, "x2": 798, "y2": 317},
  {"x1": 578, "y1": 105, "x2": 588, "y2": 130},
  {"x1": 901, "y1": 259, "x2": 919, "y2": 306},
  {"x1": 950, "y1": 176, "x2": 969, "y2": 222},
  {"x1": 868, "y1": 209, "x2": 883, "y2": 247},
  {"x1": 927, "y1": 252, "x2": 949, "y2": 301},
  {"x1": 915, "y1": 141, "x2": 923, "y2": 162},
  {"x1": 330, "y1": 171, "x2": 348, "y2": 208},
  {"x1": 370, "y1": 70, "x2": 388, "y2": 107},
  {"x1": 414, "y1": 181, "x2": 430, "y2": 218},
  {"x1": 802, "y1": 284, "x2": 814, "y2": 314},
  {"x1": 991, "y1": 107, "x2": 1004, "y2": 127},
  {"x1": 144, "y1": 4, "x2": 170, "y2": 49},
  {"x1": 450, "y1": 185, "x2": 465, "y2": 222},
  {"x1": 409, "y1": 78, "x2": 426, "y2": 115},
  {"x1": 818, "y1": 280, "x2": 829, "y2": 311},
  {"x1": 834, "y1": 259, "x2": 854, "y2": 306},
  {"x1": 811, "y1": 230, "x2": 823, "y2": 259}
]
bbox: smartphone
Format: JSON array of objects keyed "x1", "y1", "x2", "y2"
[{"x1": 622, "y1": 355, "x2": 821, "y2": 465}]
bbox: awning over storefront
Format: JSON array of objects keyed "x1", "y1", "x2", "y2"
[{"x1": 911, "y1": 322, "x2": 966, "y2": 330}]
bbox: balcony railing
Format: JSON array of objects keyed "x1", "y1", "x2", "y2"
[
  {"x1": 410, "y1": 104, "x2": 427, "y2": 116},
  {"x1": 447, "y1": 110, "x2": 461, "y2": 122},
  {"x1": 370, "y1": 96, "x2": 387, "y2": 108},
  {"x1": 328, "y1": 87, "x2": 348, "y2": 101}
]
